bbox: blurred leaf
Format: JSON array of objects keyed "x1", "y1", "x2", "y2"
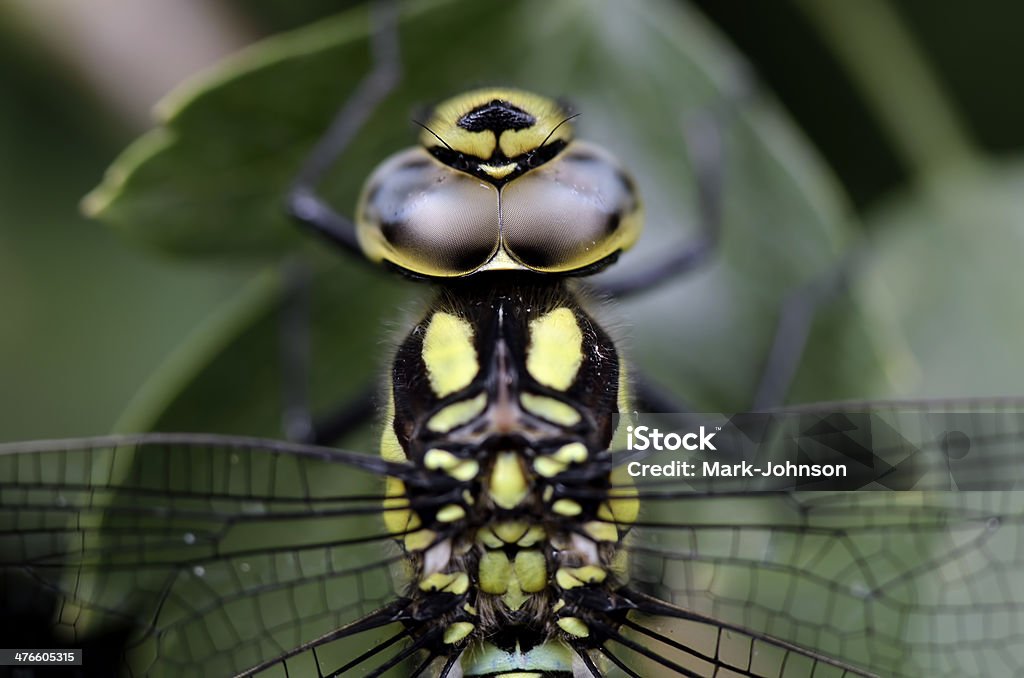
[
  {"x1": 91, "y1": 0, "x2": 877, "y2": 435},
  {"x1": 0, "y1": 20, "x2": 245, "y2": 441},
  {"x1": 835, "y1": 164, "x2": 1024, "y2": 399}
]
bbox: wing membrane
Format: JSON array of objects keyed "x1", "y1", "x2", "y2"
[
  {"x1": 2, "y1": 400, "x2": 1024, "y2": 677},
  {"x1": 0, "y1": 435, "x2": 412, "y2": 677},
  {"x1": 612, "y1": 400, "x2": 1024, "y2": 676}
]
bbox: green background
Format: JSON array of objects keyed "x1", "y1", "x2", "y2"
[{"x1": 2, "y1": 0, "x2": 1022, "y2": 441}]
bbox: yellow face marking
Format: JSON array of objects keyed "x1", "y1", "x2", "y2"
[
  {"x1": 519, "y1": 393, "x2": 581, "y2": 426},
  {"x1": 421, "y1": 311, "x2": 478, "y2": 398},
  {"x1": 499, "y1": 122, "x2": 572, "y2": 158},
  {"x1": 526, "y1": 308, "x2": 583, "y2": 391},
  {"x1": 556, "y1": 617, "x2": 590, "y2": 638},
  {"x1": 443, "y1": 621, "x2": 475, "y2": 645},
  {"x1": 479, "y1": 163, "x2": 518, "y2": 179},
  {"x1": 474, "y1": 246, "x2": 523, "y2": 273},
  {"x1": 490, "y1": 452, "x2": 529, "y2": 509},
  {"x1": 480, "y1": 552, "x2": 512, "y2": 594},
  {"x1": 422, "y1": 88, "x2": 573, "y2": 161},
  {"x1": 514, "y1": 551, "x2": 548, "y2": 593},
  {"x1": 426, "y1": 392, "x2": 487, "y2": 433}
]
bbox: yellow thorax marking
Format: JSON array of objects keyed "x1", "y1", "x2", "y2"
[
  {"x1": 420, "y1": 571, "x2": 470, "y2": 595},
  {"x1": 426, "y1": 392, "x2": 487, "y2": 433},
  {"x1": 421, "y1": 311, "x2": 478, "y2": 398},
  {"x1": 514, "y1": 551, "x2": 547, "y2": 593},
  {"x1": 443, "y1": 621, "x2": 474, "y2": 645},
  {"x1": 424, "y1": 448, "x2": 480, "y2": 481},
  {"x1": 490, "y1": 452, "x2": 529, "y2": 509},
  {"x1": 526, "y1": 308, "x2": 583, "y2": 391},
  {"x1": 519, "y1": 393, "x2": 581, "y2": 426},
  {"x1": 479, "y1": 551, "x2": 512, "y2": 594}
]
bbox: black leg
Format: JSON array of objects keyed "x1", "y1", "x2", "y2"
[
  {"x1": 279, "y1": 258, "x2": 315, "y2": 442},
  {"x1": 286, "y1": 0, "x2": 402, "y2": 256},
  {"x1": 278, "y1": 258, "x2": 380, "y2": 445},
  {"x1": 597, "y1": 110, "x2": 724, "y2": 298},
  {"x1": 631, "y1": 370, "x2": 693, "y2": 413},
  {"x1": 751, "y1": 252, "x2": 861, "y2": 410},
  {"x1": 309, "y1": 388, "x2": 379, "y2": 446},
  {"x1": 594, "y1": 70, "x2": 754, "y2": 299},
  {"x1": 279, "y1": 0, "x2": 399, "y2": 444}
]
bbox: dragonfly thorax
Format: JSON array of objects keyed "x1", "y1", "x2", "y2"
[{"x1": 378, "y1": 279, "x2": 639, "y2": 673}]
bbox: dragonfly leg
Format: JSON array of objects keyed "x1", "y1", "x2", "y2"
[
  {"x1": 631, "y1": 369, "x2": 694, "y2": 413},
  {"x1": 307, "y1": 390, "x2": 379, "y2": 445},
  {"x1": 285, "y1": 0, "x2": 401, "y2": 256},
  {"x1": 594, "y1": 67, "x2": 754, "y2": 299},
  {"x1": 279, "y1": 258, "x2": 378, "y2": 444},
  {"x1": 751, "y1": 252, "x2": 859, "y2": 409},
  {"x1": 279, "y1": 258, "x2": 315, "y2": 442}
]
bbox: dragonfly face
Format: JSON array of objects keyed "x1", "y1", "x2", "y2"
[
  {"x1": 356, "y1": 89, "x2": 641, "y2": 277},
  {"x1": 2, "y1": 37, "x2": 1024, "y2": 678}
]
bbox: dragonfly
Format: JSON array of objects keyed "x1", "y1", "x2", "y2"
[{"x1": 3, "y1": 2, "x2": 1024, "y2": 677}]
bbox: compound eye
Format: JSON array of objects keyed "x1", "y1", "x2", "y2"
[
  {"x1": 500, "y1": 141, "x2": 642, "y2": 273},
  {"x1": 357, "y1": 149, "x2": 500, "y2": 277}
]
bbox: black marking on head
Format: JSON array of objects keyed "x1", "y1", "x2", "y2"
[
  {"x1": 458, "y1": 99, "x2": 536, "y2": 134},
  {"x1": 429, "y1": 138, "x2": 568, "y2": 187}
]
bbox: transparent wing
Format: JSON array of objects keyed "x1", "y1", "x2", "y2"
[
  {"x1": 0, "y1": 434, "x2": 428, "y2": 677},
  {"x1": 605, "y1": 399, "x2": 1024, "y2": 677},
  {"x1": 3, "y1": 399, "x2": 1024, "y2": 677}
]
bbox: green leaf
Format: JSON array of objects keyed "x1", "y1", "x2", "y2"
[
  {"x1": 92, "y1": 0, "x2": 871, "y2": 435},
  {"x1": 823, "y1": 163, "x2": 1024, "y2": 399}
]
